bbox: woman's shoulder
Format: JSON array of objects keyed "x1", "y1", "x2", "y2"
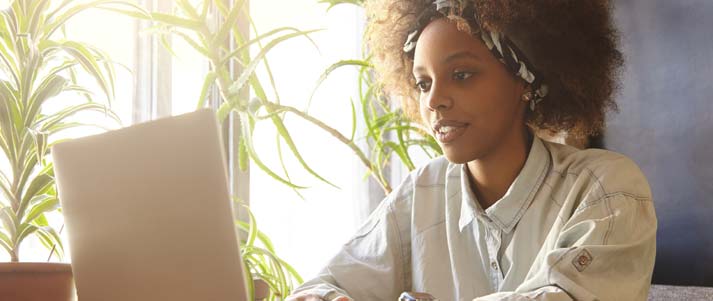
[
  {"x1": 385, "y1": 156, "x2": 451, "y2": 209},
  {"x1": 542, "y1": 139, "x2": 652, "y2": 200}
]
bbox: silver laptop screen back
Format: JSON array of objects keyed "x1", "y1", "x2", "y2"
[{"x1": 52, "y1": 109, "x2": 248, "y2": 301}]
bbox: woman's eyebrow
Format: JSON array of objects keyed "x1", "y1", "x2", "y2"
[
  {"x1": 444, "y1": 51, "x2": 481, "y2": 63},
  {"x1": 412, "y1": 51, "x2": 481, "y2": 74}
]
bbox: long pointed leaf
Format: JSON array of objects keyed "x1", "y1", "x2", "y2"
[
  {"x1": 45, "y1": 1, "x2": 151, "y2": 39},
  {"x1": 37, "y1": 102, "x2": 120, "y2": 132},
  {"x1": 306, "y1": 59, "x2": 371, "y2": 112},
  {"x1": 15, "y1": 223, "x2": 38, "y2": 246},
  {"x1": 196, "y1": 71, "x2": 217, "y2": 109},
  {"x1": 219, "y1": 27, "x2": 316, "y2": 67},
  {"x1": 0, "y1": 207, "x2": 18, "y2": 240},
  {"x1": 25, "y1": 74, "x2": 66, "y2": 127},
  {"x1": 238, "y1": 114, "x2": 306, "y2": 189},
  {"x1": 150, "y1": 12, "x2": 203, "y2": 30},
  {"x1": 42, "y1": 40, "x2": 112, "y2": 102},
  {"x1": 18, "y1": 172, "x2": 53, "y2": 220},
  {"x1": 23, "y1": 195, "x2": 58, "y2": 225},
  {"x1": 0, "y1": 231, "x2": 12, "y2": 255},
  {"x1": 226, "y1": 30, "x2": 320, "y2": 98},
  {"x1": 270, "y1": 114, "x2": 338, "y2": 188}
]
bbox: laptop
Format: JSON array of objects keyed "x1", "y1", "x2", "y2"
[{"x1": 52, "y1": 109, "x2": 248, "y2": 301}]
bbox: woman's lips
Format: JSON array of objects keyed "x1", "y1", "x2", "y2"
[{"x1": 433, "y1": 121, "x2": 469, "y2": 144}]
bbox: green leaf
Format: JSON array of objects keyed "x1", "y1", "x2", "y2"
[
  {"x1": 317, "y1": 0, "x2": 364, "y2": 11},
  {"x1": 43, "y1": 40, "x2": 113, "y2": 102},
  {"x1": 150, "y1": 12, "x2": 203, "y2": 30},
  {"x1": 28, "y1": 0, "x2": 51, "y2": 39},
  {"x1": 211, "y1": 0, "x2": 242, "y2": 48},
  {"x1": 15, "y1": 223, "x2": 38, "y2": 246},
  {"x1": 45, "y1": 0, "x2": 74, "y2": 21},
  {"x1": 19, "y1": 38, "x2": 41, "y2": 112},
  {"x1": 44, "y1": 121, "x2": 100, "y2": 136},
  {"x1": 37, "y1": 102, "x2": 120, "y2": 132},
  {"x1": 36, "y1": 226, "x2": 64, "y2": 260},
  {"x1": 28, "y1": 128, "x2": 48, "y2": 164},
  {"x1": 349, "y1": 97, "x2": 357, "y2": 142},
  {"x1": 22, "y1": 195, "x2": 58, "y2": 225},
  {"x1": 306, "y1": 59, "x2": 371, "y2": 112},
  {"x1": 0, "y1": 207, "x2": 18, "y2": 239},
  {"x1": 0, "y1": 22, "x2": 20, "y2": 87},
  {"x1": 157, "y1": 32, "x2": 178, "y2": 58},
  {"x1": 275, "y1": 133, "x2": 305, "y2": 200},
  {"x1": 34, "y1": 213, "x2": 49, "y2": 227},
  {"x1": 383, "y1": 141, "x2": 414, "y2": 170},
  {"x1": 0, "y1": 81, "x2": 21, "y2": 163},
  {"x1": 34, "y1": 225, "x2": 57, "y2": 257},
  {"x1": 168, "y1": 29, "x2": 211, "y2": 58},
  {"x1": 196, "y1": 71, "x2": 217, "y2": 109},
  {"x1": 237, "y1": 136, "x2": 248, "y2": 172},
  {"x1": 175, "y1": 0, "x2": 201, "y2": 19},
  {"x1": 25, "y1": 74, "x2": 67, "y2": 127},
  {"x1": 45, "y1": 1, "x2": 152, "y2": 39},
  {"x1": 86, "y1": 45, "x2": 117, "y2": 105},
  {"x1": 94, "y1": 6, "x2": 152, "y2": 20},
  {"x1": 226, "y1": 29, "x2": 320, "y2": 98},
  {"x1": 0, "y1": 231, "x2": 12, "y2": 255},
  {"x1": 43, "y1": 60, "x2": 78, "y2": 80},
  {"x1": 235, "y1": 202, "x2": 258, "y2": 248},
  {"x1": 219, "y1": 26, "x2": 317, "y2": 67},
  {"x1": 0, "y1": 171, "x2": 17, "y2": 206},
  {"x1": 269, "y1": 113, "x2": 338, "y2": 189},
  {"x1": 238, "y1": 114, "x2": 307, "y2": 189},
  {"x1": 18, "y1": 172, "x2": 54, "y2": 221}
]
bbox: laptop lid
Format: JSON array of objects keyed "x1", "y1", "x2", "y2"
[{"x1": 52, "y1": 109, "x2": 248, "y2": 301}]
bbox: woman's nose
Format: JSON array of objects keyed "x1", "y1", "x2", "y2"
[{"x1": 425, "y1": 82, "x2": 453, "y2": 112}]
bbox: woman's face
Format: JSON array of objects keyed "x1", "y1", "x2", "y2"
[{"x1": 413, "y1": 18, "x2": 528, "y2": 164}]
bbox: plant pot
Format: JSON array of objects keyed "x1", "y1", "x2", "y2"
[{"x1": 0, "y1": 262, "x2": 74, "y2": 301}]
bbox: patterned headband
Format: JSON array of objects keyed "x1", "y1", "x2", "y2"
[{"x1": 403, "y1": 0, "x2": 548, "y2": 111}]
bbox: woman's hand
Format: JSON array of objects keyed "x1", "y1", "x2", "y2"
[
  {"x1": 285, "y1": 292, "x2": 351, "y2": 301},
  {"x1": 285, "y1": 294, "x2": 323, "y2": 301}
]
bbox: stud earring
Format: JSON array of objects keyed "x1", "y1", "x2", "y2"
[
  {"x1": 521, "y1": 91, "x2": 540, "y2": 111},
  {"x1": 521, "y1": 91, "x2": 534, "y2": 103}
]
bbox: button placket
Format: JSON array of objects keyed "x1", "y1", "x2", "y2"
[{"x1": 483, "y1": 220, "x2": 503, "y2": 289}]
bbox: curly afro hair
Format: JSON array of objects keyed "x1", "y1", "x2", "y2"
[{"x1": 364, "y1": 0, "x2": 623, "y2": 137}]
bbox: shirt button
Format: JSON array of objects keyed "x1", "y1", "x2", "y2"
[{"x1": 491, "y1": 261, "x2": 498, "y2": 270}]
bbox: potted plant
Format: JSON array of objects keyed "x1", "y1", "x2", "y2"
[
  {"x1": 136, "y1": 1, "x2": 309, "y2": 299},
  {"x1": 0, "y1": 1, "x2": 145, "y2": 300},
  {"x1": 143, "y1": 0, "x2": 443, "y2": 299}
]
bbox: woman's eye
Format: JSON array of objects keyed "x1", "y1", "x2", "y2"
[
  {"x1": 415, "y1": 80, "x2": 431, "y2": 92},
  {"x1": 453, "y1": 71, "x2": 473, "y2": 81}
]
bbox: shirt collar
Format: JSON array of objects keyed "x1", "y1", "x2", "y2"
[{"x1": 457, "y1": 134, "x2": 551, "y2": 233}]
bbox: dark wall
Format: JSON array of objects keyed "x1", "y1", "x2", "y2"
[{"x1": 607, "y1": 0, "x2": 713, "y2": 286}]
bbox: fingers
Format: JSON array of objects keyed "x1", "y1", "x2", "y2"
[{"x1": 285, "y1": 293, "x2": 324, "y2": 301}]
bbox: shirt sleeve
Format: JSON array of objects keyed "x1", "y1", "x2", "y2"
[
  {"x1": 475, "y1": 193, "x2": 657, "y2": 301},
  {"x1": 289, "y1": 193, "x2": 409, "y2": 301}
]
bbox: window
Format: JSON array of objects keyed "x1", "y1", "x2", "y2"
[
  {"x1": 248, "y1": 0, "x2": 368, "y2": 278},
  {"x1": 3, "y1": 0, "x2": 406, "y2": 282},
  {"x1": 2, "y1": 0, "x2": 209, "y2": 262}
]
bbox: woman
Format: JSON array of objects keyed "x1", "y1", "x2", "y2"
[{"x1": 288, "y1": 0, "x2": 656, "y2": 300}]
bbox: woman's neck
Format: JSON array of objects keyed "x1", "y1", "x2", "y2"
[{"x1": 466, "y1": 128, "x2": 532, "y2": 210}]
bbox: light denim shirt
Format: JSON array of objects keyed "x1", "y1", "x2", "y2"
[{"x1": 291, "y1": 135, "x2": 657, "y2": 301}]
